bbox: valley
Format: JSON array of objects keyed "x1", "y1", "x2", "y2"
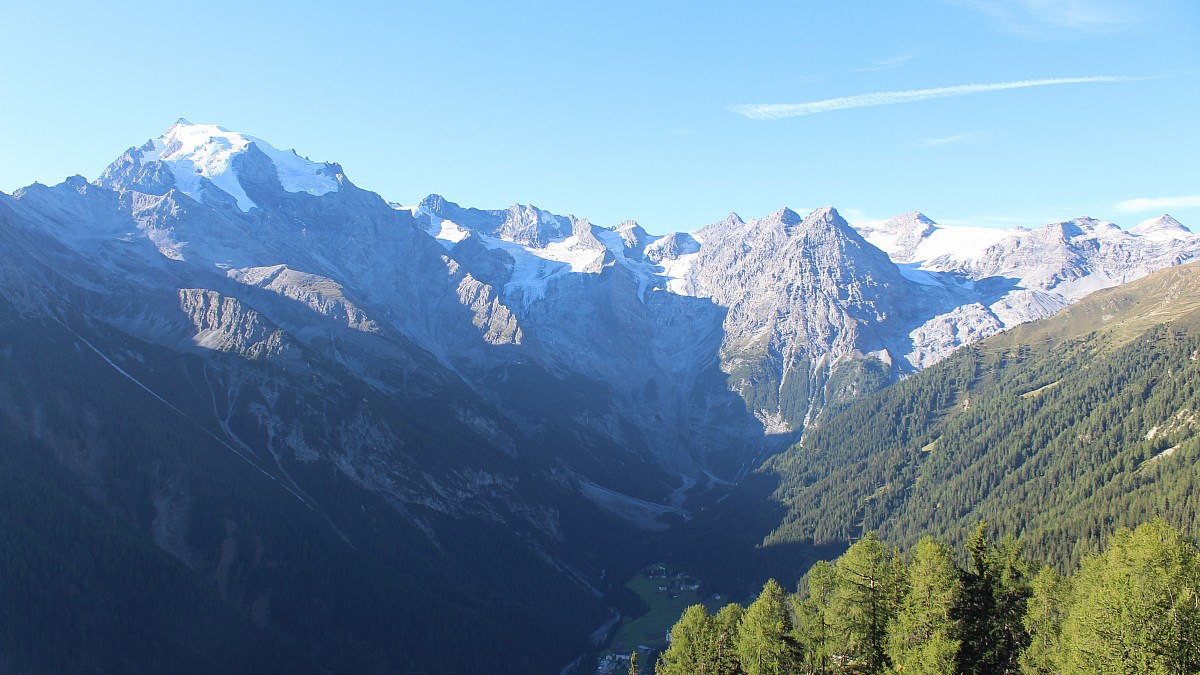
[{"x1": 0, "y1": 120, "x2": 1197, "y2": 673}]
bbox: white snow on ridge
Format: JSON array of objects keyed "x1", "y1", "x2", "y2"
[
  {"x1": 859, "y1": 221, "x2": 1014, "y2": 263},
  {"x1": 412, "y1": 200, "x2": 710, "y2": 303},
  {"x1": 143, "y1": 122, "x2": 257, "y2": 211},
  {"x1": 258, "y1": 142, "x2": 339, "y2": 197},
  {"x1": 896, "y1": 263, "x2": 947, "y2": 287},
  {"x1": 497, "y1": 234, "x2": 605, "y2": 306},
  {"x1": 420, "y1": 212, "x2": 470, "y2": 248},
  {"x1": 1132, "y1": 214, "x2": 1193, "y2": 241},
  {"x1": 415, "y1": 205, "x2": 606, "y2": 305},
  {"x1": 139, "y1": 120, "x2": 339, "y2": 212},
  {"x1": 645, "y1": 234, "x2": 702, "y2": 297},
  {"x1": 859, "y1": 228, "x2": 900, "y2": 255},
  {"x1": 910, "y1": 225, "x2": 1014, "y2": 263},
  {"x1": 861, "y1": 213, "x2": 1197, "y2": 270}
]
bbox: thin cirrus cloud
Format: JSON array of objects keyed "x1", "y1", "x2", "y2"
[
  {"x1": 731, "y1": 75, "x2": 1153, "y2": 120},
  {"x1": 908, "y1": 132, "x2": 983, "y2": 149},
  {"x1": 853, "y1": 54, "x2": 915, "y2": 72},
  {"x1": 950, "y1": 0, "x2": 1145, "y2": 36},
  {"x1": 1115, "y1": 195, "x2": 1200, "y2": 213}
]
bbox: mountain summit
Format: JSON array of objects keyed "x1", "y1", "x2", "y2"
[
  {"x1": 98, "y1": 120, "x2": 341, "y2": 212},
  {"x1": 1132, "y1": 213, "x2": 1191, "y2": 240}
]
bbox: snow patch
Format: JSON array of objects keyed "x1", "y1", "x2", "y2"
[
  {"x1": 1132, "y1": 214, "x2": 1194, "y2": 241},
  {"x1": 426, "y1": 216, "x2": 471, "y2": 249},
  {"x1": 138, "y1": 120, "x2": 338, "y2": 212},
  {"x1": 912, "y1": 226, "x2": 1014, "y2": 263},
  {"x1": 896, "y1": 263, "x2": 946, "y2": 287}
]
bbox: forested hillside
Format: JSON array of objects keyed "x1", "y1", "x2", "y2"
[
  {"x1": 762, "y1": 261, "x2": 1200, "y2": 567},
  {"x1": 0, "y1": 299, "x2": 613, "y2": 674},
  {"x1": 656, "y1": 519, "x2": 1200, "y2": 674}
]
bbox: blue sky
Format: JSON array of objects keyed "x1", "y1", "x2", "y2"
[{"x1": 1, "y1": 0, "x2": 1197, "y2": 233}]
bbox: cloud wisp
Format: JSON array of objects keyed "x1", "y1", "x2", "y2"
[
  {"x1": 731, "y1": 75, "x2": 1152, "y2": 121},
  {"x1": 951, "y1": 0, "x2": 1145, "y2": 37},
  {"x1": 853, "y1": 54, "x2": 915, "y2": 72},
  {"x1": 908, "y1": 132, "x2": 983, "y2": 149},
  {"x1": 1115, "y1": 195, "x2": 1200, "y2": 213}
]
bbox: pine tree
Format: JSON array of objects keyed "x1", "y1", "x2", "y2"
[
  {"x1": 955, "y1": 523, "x2": 1030, "y2": 674},
  {"x1": 990, "y1": 534, "x2": 1031, "y2": 672}
]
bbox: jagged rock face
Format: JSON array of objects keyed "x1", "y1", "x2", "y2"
[
  {"x1": 178, "y1": 288, "x2": 291, "y2": 358},
  {"x1": 419, "y1": 194, "x2": 576, "y2": 248},
  {"x1": 681, "y1": 207, "x2": 932, "y2": 430},
  {"x1": 419, "y1": 195, "x2": 757, "y2": 474},
  {"x1": 690, "y1": 207, "x2": 904, "y2": 358},
  {"x1": 856, "y1": 212, "x2": 1200, "y2": 369},
  {"x1": 644, "y1": 231, "x2": 700, "y2": 263},
  {"x1": 416, "y1": 191, "x2": 1200, "y2": 444},
  {"x1": 963, "y1": 218, "x2": 1200, "y2": 301},
  {"x1": 870, "y1": 211, "x2": 938, "y2": 262}
]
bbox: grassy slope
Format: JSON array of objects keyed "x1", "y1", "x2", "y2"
[{"x1": 609, "y1": 566, "x2": 725, "y2": 653}]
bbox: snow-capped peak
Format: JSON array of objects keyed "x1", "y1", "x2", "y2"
[
  {"x1": 1132, "y1": 214, "x2": 1192, "y2": 241},
  {"x1": 135, "y1": 120, "x2": 339, "y2": 212},
  {"x1": 1060, "y1": 216, "x2": 1123, "y2": 238}
]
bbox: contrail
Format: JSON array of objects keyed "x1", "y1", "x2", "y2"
[{"x1": 731, "y1": 76, "x2": 1154, "y2": 120}]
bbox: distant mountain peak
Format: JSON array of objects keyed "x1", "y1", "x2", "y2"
[
  {"x1": 808, "y1": 205, "x2": 840, "y2": 220},
  {"x1": 881, "y1": 211, "x2": 937, "y2": 233},
  {"x1": 1132, "y1": 214, "x2": 1192, "y2": 241},
  {"x1": 1030, "y1": 216, "x2": 1123, "y2": 243},
  {"x1": 99, "y1": 121, "x2": 340, "y2": 212},
  {"x1": 419, "y1": 193, "x2": 452, "y2": 213},
  {"x1": 613, "y1": 220, "x2": 649, "y2": 249},
  {"x1": 771, "y1": 207, "x2": 804, "y2": 225},
  {"x1": 801, "y1": 206, "x2": 862, "y2": 235},
  {"x1": 416, "y1": 194, "x2": 577, "y2": 247}
]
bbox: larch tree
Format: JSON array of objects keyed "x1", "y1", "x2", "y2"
[
  {"x1": 826, "y1": 532, "x2": 902, "y2": 673},
  {"x1": 735, "y1": 579, "x2": 799, "y2": 675},
  {"x1": 1018, "y1": 566, "x2": 1068, "y2": 675},
  {"x1": 711, "y1": 603, "x2": 745, "y2": 675},
  {"x1": 887, "y1": 537, "x2": 962, "y2": 674},
  {"x1": 655, "y1": 604, "x2": 715, "y2": 675},
  {"x1": 1057, "y1": 519, "x2": 1200, "y2": 674}
]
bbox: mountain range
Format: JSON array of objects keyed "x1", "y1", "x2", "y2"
[{"x1": 1, "y1": 120, "x2": 1196, "y2": 672}]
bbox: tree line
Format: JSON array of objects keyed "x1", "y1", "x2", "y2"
[{"x1": 654, "y1": 519, "x2": 1200, "y2": 674}]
